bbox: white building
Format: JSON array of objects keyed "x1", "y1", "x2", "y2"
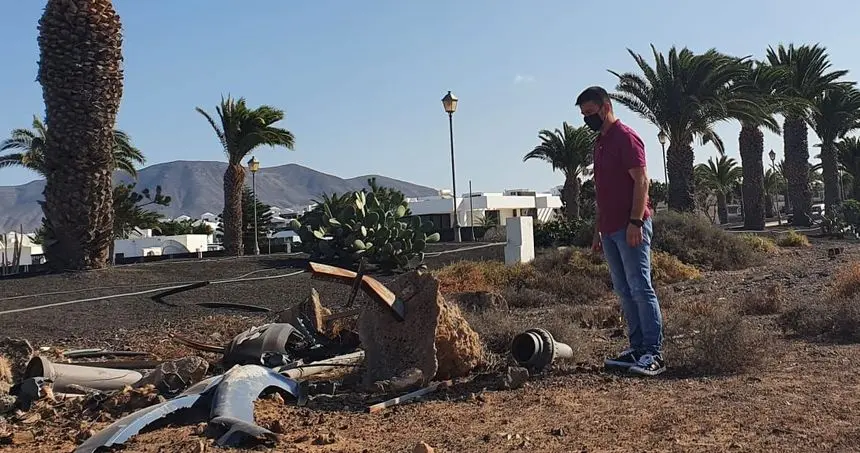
[
  {"x1": 114, "y1": 232, "x2": 211, "y2": 258},
  {"x1": 0, "y1": 231, "x2": 44, "y2": 266},
  {"x1": 407, "y1": 189, "x2": 562, "y2": 229}
]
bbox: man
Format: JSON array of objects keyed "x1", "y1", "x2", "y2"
[{"x1": 575, "y1": 86, "x2": 665, "y2": 376}]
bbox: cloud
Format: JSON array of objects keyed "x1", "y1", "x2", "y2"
[{"x1": 513, "y1": 74, "x2": 535, "y2": 84}]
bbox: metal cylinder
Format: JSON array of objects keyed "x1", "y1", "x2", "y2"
[
  {"x1": 25, "y1": 356, "x2": 144, "y2": 393},
  {"x1": 510, "y1": 328, "x2": 573, "y2": 370}
]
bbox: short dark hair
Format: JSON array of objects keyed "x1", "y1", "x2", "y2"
[{"x1": 575, "y1": 86, "x2": 611, "y2": 106}]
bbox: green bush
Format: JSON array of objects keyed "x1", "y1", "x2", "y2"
[
  {"x1": 291, "y1": 186, "x2": 439, "y2": 270},
  {"x1": 652, "y1": 211, "x2": 764, "y2": 271},
  {"x1": 533, "y1": 218, "x2": 594, "y2": 248}
]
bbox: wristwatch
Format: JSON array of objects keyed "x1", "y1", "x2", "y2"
[{"x1": 629, "y1": 218, "x2": 644, "y2": 227}]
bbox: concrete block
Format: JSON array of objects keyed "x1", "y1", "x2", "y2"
[
  {"x1": 505, "y1": 216, "x2": 534, "y2": 249},
  {"x1": 505, "y1": 245, "x2": 535, "y2": 265}
]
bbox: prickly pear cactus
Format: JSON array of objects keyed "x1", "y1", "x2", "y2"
[{"x1": 291, "y1": 187, "x2": 440, "y2": 269}]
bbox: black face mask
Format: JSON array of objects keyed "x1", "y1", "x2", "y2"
[{"x1": 584, "y1": 112, "x2": 603, "y2": 131}]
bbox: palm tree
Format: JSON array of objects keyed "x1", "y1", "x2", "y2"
[
  {"x1": 610, "y1": 45, "x2": 777, "y2": 212},
  {"x1": 766, "y1": 43, "x2": 849, "y2": 226},
  {"x1": 196, "y1": 95, "x2": 295, "y2": 255},
  {"x1": 37, "y1": 0, "x2": 124, "y2": 270},
  {"x1": 735, "y1": 62, "x2": 789, "y2": 230},
  {"x1": 695, "y1": 156, "x2": 743, "y2": 224},
  {"x1": 836, "y1": 137, "x2": 860, "y2": 199},
  {"x1": 1, "y1": 115, "x2": 144, "y2": 178},
  {"x1": 807, "y1": 84, "x2": 860, "y2": 210},
  {"x1": 764, "y1": 168, "x2": 784, "y2": 217},
  {"x1": 523, "y1": 122, "x2": 596, "y2": 220}
]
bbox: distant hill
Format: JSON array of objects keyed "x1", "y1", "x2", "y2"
[{"x1": 0, "y1": 160, "x2": 438, "y2": 232}]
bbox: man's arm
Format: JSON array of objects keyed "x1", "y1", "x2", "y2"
[{"x1": 628, "y1": 167, "x2": 649, "y2": 220}]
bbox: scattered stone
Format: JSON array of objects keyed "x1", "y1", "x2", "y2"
[
  {"x1": 266, "y1": 392, "x2": 285, "y2": 405},
  {"x1": 358, "y1": 270, "x2": 483, "y2": 386},
  {"x1": 450, "y1": 291, "x2": 509, "y2": 311},
  {"x1": 373, "y1": 368, "x2": 424, "y2": 394},
  {"x1": 270, "y1": 419, "x2": 287, "y2": 434},
  {"x1": 133, "y1": 356, "x2": 208, "y2": 394},
  {"x1": 0, "y1": 338, "x2": 34, "y2": 383},
  {"x1": 551, "y1": 427, "x2": 565, "y2": 436},
  {"x1": 10, "y1": 430, "x2": 35, "y2": 444},
  {"x1": 312, "y1": 431, "x2": 340, "y2": 445},
  {"x1": 504, "y1": 366, "x2": 529, "y2": 390},
  {"x1": 413, "y1": 441, "x2": 435, "y2": 453}
]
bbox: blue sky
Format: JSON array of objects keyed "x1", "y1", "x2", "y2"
[{"x1": 2, "y1": 0, "x2": 860, "y2": 193}]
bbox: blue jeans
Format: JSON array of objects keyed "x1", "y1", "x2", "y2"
[{"x1": 601, "y1": 218, "x2": 663, "y2": 355}]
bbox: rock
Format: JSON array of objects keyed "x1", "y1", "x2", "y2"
[
  {"x1": 277, "y1": 287, "x2": 330, "y2": 335},
  {"x1": 450, "y1": 291, "x2": 508, "y2": 311},
  {"x1": 133, "y1": 356, "x2": 208, "y2": 393},
  {"x1": 504, "y1": 366, "x2": 529, "y2": 390},
  {"x1": 413, "y1": 441, "x2": 435, "y2": 453},
  {"x1": 0, "y1": 338, "x2": 34, "y2": 383},
  {"x1": 358, "y1": 270, "x2": 483, "y2": 386},
  {"x1": 373, "y1": 368, "x2": 423, "y2": 394},
  {"x1": 312, "y1": 431, "x2": 340, "y2": 445},
  {"x1": 0, "y1": 394, "x2": 16, "y2": 414},
  {"x1": 0, "y1": 356, "x2": 11, "y2": 394}
]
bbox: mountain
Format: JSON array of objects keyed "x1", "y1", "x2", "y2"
[{"x1": 0, "y1": 161, "x2": 439, "y2": 232}]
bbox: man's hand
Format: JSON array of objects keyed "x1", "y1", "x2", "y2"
[
  {"x1": 591, "y1": 231, "x2": 603, "y2": 254},
  {"x1": 626, "y1": 224, "x2": 643, "y2": 247}
]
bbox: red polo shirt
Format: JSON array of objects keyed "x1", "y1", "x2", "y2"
[{"x1": 593, "y1": 120, "x2": 651, "y2": 234}]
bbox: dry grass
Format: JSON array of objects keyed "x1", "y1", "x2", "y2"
[
  {"x1": 737, "y1": 284, "x2": 785, "y2": 315},
  {"x1": 778, "y1": 296, "x2": 860, "y2": 343},
  {"x1": 776, "y1": 230, "x2": 811, "y2": 247},
  {"x1": 651, "y1": 251, "x2": 701, "y2": 284},
  {"x1": 833, "y1": 262, "x2": 860, "y2": 299},
  {"x1": 739, "y1": 234, "x2": 779, "y2": 254},
  {"x1": 436, "y1": 248, "x2": 699, "y2": 309},
  {"x1": 664, "y1": 299, "x2": 766, "y2": 375}
]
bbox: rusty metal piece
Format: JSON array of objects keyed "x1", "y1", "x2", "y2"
[
  {"x1": 168, "y1": 333, "x2": 225, "y2": 354},
  {"x1": 309, "y1": 262, "x2": 405, "y2": 321},
  {"x1": 195, "y1": 302, "x2": 271, "y2": 313}
]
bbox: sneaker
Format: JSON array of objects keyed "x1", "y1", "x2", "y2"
[
  {"x1": 628, "y1": 354, "x2": 666, "y2": 376},
  {"x1": 603, "y1": 348, "x2": 640, "y2": 369}
]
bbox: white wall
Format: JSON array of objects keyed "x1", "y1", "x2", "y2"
[{"x1": 114, "y1": 234, "x2": 209, "y2": 258}]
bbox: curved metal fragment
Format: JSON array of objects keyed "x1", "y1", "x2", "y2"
[
  {"x1": 208, "y1": 364, "x2": 306, "y2": 447},
  {"x1": 74, "y1": 375, "x2": 223, "y2": 453}
]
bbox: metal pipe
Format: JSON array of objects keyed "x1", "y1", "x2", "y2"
[
  {"x1": 25, "y1": 356, "x2": 143, "y2": 393},
  {"x1": 510, "y1": 328, "x2": 574, "y2": 370},
  {"x1": 469, "y1": 180, "x2": 475, "y2": 241}
]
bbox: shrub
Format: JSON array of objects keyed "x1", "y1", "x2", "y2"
[
  {"x1": 739, "y1": 234, "x2": 778, "y2": 254},
  {"x1": 776, "y1": 230, "x2": 810, "y2": 247},
  {"x1": 778, "y1": 296, "x2": 860, "y2": 343},
  {"x1": 433, "y1": 260, "x2": 535, "y2": 295},
  {"x1": 737, "y1": 284, "x2": 784, "y2": 315},
  {"x1": 291, "y1": 187, "x2": 439, "y2": 269},
  {"x1": 834, "y1": 262, "x2": 860, "y2": 299},
  {"x1": 652, "y1": 211, "x2": 764, "y2": 270},
  {"x1": 651, "y1": 251, "x2": 701, "y2": 284},
  {"x1": 533, "y1": 218, "x2": 593, "y2": 248},
  {"x1": 665, "y1": 300, "x2": 765, "y2": 375}
]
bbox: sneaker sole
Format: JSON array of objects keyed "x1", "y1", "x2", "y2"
[{"x1": 628, "y1": 366, "x2": 666, "y2": 376}]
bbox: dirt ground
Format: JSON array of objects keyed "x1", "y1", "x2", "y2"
[{"x1": 2, "y1": 240, "x2": 860, "y2": 452}]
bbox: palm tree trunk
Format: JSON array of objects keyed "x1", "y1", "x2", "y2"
[
  {"x1": 667, "y1": 142, "x2": 695, "y2": 212},
  {"x1": 739, "y1": 124, "x2": 766, "y2": 230},
  {"x1": 854, "y1": 162, "x2": 860, "y2": 199},
  {"x1": 820, "y1": 141, "x2": 841, "y2": 210},
  {"x1": 222, "y1": 164, "x2": 245, "y2": 255},
  {"x1": 784, "y1": 117, "x2": 813, "y2": 226},
  {"x1": 38, "y1": 0, "x2": 123, "y2": 270},
  {"x1": 562, "y1": 177, "x2": 580, "y2": 220},
  {"x1": 717, "y1": 192, "x2": 728, "y2": 224}
]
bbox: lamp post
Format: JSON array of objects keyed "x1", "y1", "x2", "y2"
[
  {"x1": 769, "y1": 150, "x2": 781, "y2": 226},
  {"x1": 469, "y1": 179, "x2": 475, "y2": 242},
  {"x1": 442, "y1": 90, "x2": 461, "y2": 242},
  {"x1": 658, "y1": 130, "x2": 668, "y2": 185},
  {"x1": 248, "y1": 156, "x2": 261, "y2": 255}
]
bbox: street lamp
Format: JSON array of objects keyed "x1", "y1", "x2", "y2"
[
  {"x1": 657, "y1": 130, "x2": 668, "y2": 185},
  {"x1": 769, "y1": 149, "x2": 781, "y2": 226},
  {"x1": 442, "y1": 90, "x2": 461, "y2": 242},
  {"x1": 247, "y1": 156, "x2": 261, "y2": 255}
]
